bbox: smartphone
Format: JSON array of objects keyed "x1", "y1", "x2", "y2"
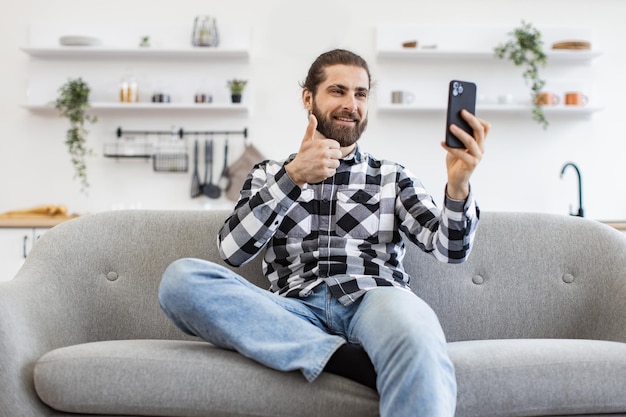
[{"x1": 445, "y1": 80, "x2": 477, "y2": 149}]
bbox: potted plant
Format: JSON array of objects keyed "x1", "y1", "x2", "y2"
[
  {"x1": 227, "y1": 79, "x2": 247, "y2": 103},
  {"x1": 494, "y1": 21, "x2": 548, "y2": 129},
  {"x1": 54, "y1": 77, "x2": 97, "y2": 194}
]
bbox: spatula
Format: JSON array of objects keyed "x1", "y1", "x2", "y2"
[
  {"x1": 218, "y1": 136, "x2": 231, "y2": 191},
  {"x1": 202, "y1": 138, "x2": 221, "y2": 199},
  {"x1": 190, "y1": 139, "x2": 201, "y2": 198}
]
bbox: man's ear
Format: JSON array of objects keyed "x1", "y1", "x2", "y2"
[{"x1": 302, "y1": 89, "x2": 313, "y2": 112}]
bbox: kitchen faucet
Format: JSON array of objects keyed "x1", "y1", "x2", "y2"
[{"x1": 560, "y1": 162, "x2": 584, "y2": 217}]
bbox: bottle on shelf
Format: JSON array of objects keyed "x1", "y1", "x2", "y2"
[{"x1": 120, "y1": 71, "x2": 138, "y2": 103}]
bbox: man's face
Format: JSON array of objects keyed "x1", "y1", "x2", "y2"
[{"x1": 308, "y1": 65, "x2": 369, "y2": 148}]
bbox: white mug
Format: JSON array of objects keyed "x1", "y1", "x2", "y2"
[{"x1": 391, "y1": 90, "x2": 415, "y2": 105}]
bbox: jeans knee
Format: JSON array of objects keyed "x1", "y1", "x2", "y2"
[
  {"x1": 159, "y1": 258, "x2": 218, "y2": 309},
  {"x1": 159, "y1": 258, "x2": 240, "y2": 309},
  {"x1": 159, "y1": 258, "x2": 192, "y2": 309}
]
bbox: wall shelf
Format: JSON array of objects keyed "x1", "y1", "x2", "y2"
[
  {"x1": 22, "y1": 102, "x2": 249, "y2": 114},
  {"x1": 375, "y1": 25, "x2": 602, "y2": 121},
  {"x1": 21, "y1": 46, "x2": 249, "y2": 60},
  {"x1": 21, "y1": 23, "x2": 252, "y2": 116},
  {"x1": 376, "y1": 49, "x2": 602, "y2": 64},
  {"x1": 377, "y1": 104, "x2": 603, "y2": 117}
]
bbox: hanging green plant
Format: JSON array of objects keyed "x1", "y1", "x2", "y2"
[
  {"x1": 494, "y1": 21, "x2": 548, "y2": 129},
  {"x1": 54, "y1": 78, "x2": 97, "y2": 194}
]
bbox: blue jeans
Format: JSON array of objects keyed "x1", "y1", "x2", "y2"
[{"x1": 159, "y1": 258, "x2": 456, "y2": 417}]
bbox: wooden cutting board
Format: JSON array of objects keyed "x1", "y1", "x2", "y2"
[
  {"x1": 0, "y1": 213, "x2": 79, "y2": 228},
  {"x1": 552, "y1": 40, "x2": 591, "y2": 50}
]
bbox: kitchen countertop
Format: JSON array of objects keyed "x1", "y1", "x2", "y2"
[
  {"x1": 600, "y1": 221, "x2": 626, "y2": 231},
  {"x1": 0, "y1": 213, "x2": 624, "y2": 231},
  {"x1": 0, "y1": 214, "x2": 80, "y2": 228}
]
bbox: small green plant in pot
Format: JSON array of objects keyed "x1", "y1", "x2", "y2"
[
  {"x1": 55, "y1": 77, "x2": 97, "y2": 194},
  {"x1": 227, "y1": 79, "x2": 247, "y2": 103},
  {"x1": 494, "y1": 20, "x2": 548, "y2": 129}
]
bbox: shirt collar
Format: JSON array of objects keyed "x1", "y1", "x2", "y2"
[{"x1": 341, "y1": 144, "x2": 364, "y2": 165}]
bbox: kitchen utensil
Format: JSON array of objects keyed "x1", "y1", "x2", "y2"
[
  {"x1": 202, "y1": 139, "x2": 221, "y2": 198},
  {"x1": 535, "y1": 91, "x2": 560, "y2": 106},
  {"x1": 552, "y1": 40, "x2": 591, "y2": 50},
  {"x1": 391, "y1": 90, "x2": 414, "y2": 105},
  {"x1": 218, "y1": 136, "x2": 231, "y2": 191},
  {"x1": 153, "y1": 132, "x2": 188, "y2": 173},
  {"x1": 190, "y1": 139, "x2": 201, "y2": 198},
  {"x1": 153, "y1": 152, "x2": 188, "y2": 172},
  {"x1": 565, "y1": 91, "x2": 589, "y2": 106}
]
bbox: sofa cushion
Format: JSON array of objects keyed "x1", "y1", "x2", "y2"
[
  {"x1": 33, "y1": 339, "x2": 379, "y2": 417},
  {"x1": 450, "y1": 338, "x2": 626, "y2": 417},
  {"x1": 33, "y1": 338, "x2": 626, "y2": 417}
]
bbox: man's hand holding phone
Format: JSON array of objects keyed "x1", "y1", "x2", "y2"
[{"x1": 442, "y1": 80, "x2": 490, "y2": 200}]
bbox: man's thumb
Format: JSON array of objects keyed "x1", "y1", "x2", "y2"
[{"x1": 303, "y1": 113, "x2": 318, "y2": 142}]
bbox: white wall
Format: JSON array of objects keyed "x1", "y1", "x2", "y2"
[{"x1": 2, "y1": 0, "x2": 625, "y2": 219}]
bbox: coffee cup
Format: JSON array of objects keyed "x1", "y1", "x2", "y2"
[
  {"x1": 535, "y1": 92, "x2": 560, "y2": 106},
  {"x1": 498, "y1": 93, "x2": 514, "y2": 105},
  {"x1": 564, "y1": 91, "x2": 588, "y2": 106},
  {"x1": 391, "y1": 90, "x2": 415, "y2": 105}
]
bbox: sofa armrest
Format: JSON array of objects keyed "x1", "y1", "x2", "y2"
[{"x1": 0, "y1": 210, "x2": 267, "y2": 416}]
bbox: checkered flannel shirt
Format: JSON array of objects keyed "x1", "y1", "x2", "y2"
[{"x1": 218, "y1": 145, "x2": 480, "y2": 305}]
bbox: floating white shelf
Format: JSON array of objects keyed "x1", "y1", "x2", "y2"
[
  {"x1": 377, "y1": 104, "x2": 603, "y2": 117},
  {"x1": 21, "y1": 46, "x2": 249, "y2": 60},
  {"x1": 22, "y1": 102, "x2": 249, "y2": 114},
  {"x1": 376, "y1": 49, "x2": 602, "y2": 64}
]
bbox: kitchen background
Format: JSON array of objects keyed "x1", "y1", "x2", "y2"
[{"x1": 2, "y1": 0, "x2": 625, "y2": 220}]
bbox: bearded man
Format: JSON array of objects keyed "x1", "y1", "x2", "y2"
[{"x1": 159, "y1": 49, "x2": 489, "y2": 417}]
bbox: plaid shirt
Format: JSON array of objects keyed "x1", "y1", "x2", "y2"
[{"x1": 218, "y1": 145, "x2": 479, "y2": 306}]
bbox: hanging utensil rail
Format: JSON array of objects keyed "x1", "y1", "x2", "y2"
[
  {"x1": 104, "y1": 127, "x2": 248, "y2": 159},
  {"x1": 114, "y1": 127, "x2": 248, "y2": 139}
]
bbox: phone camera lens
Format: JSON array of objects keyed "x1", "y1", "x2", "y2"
[
  {"x1": 453, "y1": 82, "x2": 459, "y2": 89},
  {"x1": 458, "y1": 85, "x2": 464, "y2": 94}
]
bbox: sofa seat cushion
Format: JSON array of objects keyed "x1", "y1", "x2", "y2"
[
  {"x1": 449, "y1": 338, "x2": 626, "y2": 417},
  {"x1": 33, "y1": 339, "x2": 379, "y2": 417}
]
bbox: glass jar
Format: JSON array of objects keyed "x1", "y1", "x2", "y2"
[{"x1": 192, "y1": 16, "x2": 219, "y2": 47}]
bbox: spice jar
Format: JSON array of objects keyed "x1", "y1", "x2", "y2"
[{"x1": 120, "y1": 73, "x2": 138, "y2": 103}]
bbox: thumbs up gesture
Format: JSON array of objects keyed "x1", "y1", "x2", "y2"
[{"x1": 285, "y1": 114, "x2": 342, "y2": 187}]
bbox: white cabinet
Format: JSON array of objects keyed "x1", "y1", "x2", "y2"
[
  {"x1": 0, "y1": 228, "x2": 48, "y2": 281},
  {"x1": 375, "y1": 24, "x2": 602, "y2": 119}
]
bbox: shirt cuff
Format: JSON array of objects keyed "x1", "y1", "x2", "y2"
[
  {"x1": 269, "y1": 166, "x2": 302, "y2": 210},
  {"x1": 443, "y1": 184, "x2": 479, "y2": 219}
]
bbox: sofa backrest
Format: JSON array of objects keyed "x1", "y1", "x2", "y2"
[
  {"x1": 404, "y1": 211, "x2": 626, "y2": 342},
  {"x1": 13, "y1": 209, "x2": 626, "y2": 345}
]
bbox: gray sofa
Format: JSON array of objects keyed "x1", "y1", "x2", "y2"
[{"x1": 2, "y1": 209, "x2": 626, "y2": 417}]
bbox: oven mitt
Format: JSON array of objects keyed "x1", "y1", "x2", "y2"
[{"x1": 225, "y1": 143, "x2": 266, "y2": 202}]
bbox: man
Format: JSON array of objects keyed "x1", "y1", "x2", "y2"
[{"x1": 159, "y1": 49, "x2": 489, "y2": 417}]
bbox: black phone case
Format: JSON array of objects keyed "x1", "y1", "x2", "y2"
[{"x1": 445, "y1": 80, "x2": 477, "y2": 149}]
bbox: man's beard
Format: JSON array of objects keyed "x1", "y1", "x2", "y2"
[{"x1": 311, "y1": 102, "x2": 368, "y2": 147}]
